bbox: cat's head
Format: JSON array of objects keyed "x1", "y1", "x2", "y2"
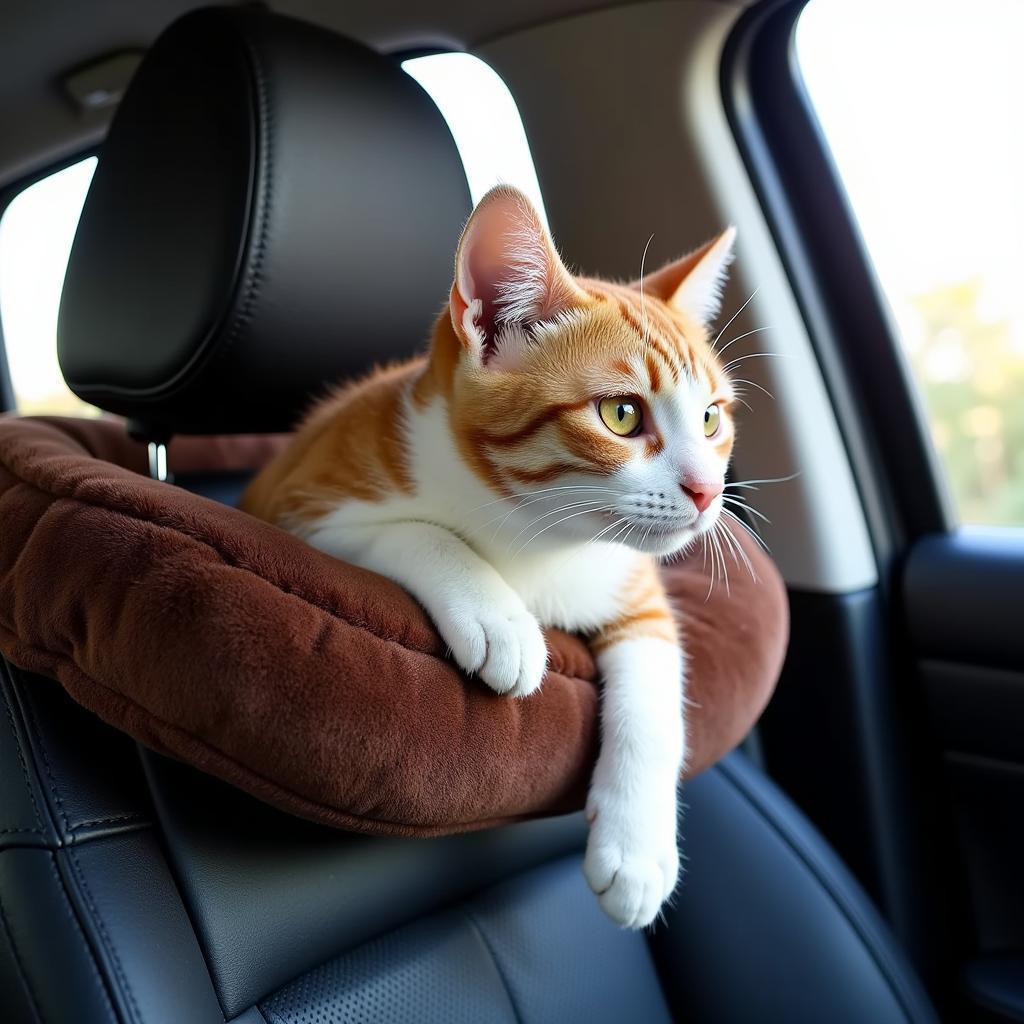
[{"x1": 437, "y1": 186, "x2": 738, "y2": 558}]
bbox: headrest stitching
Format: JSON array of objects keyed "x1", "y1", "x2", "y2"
[{"x1": 219, "y1": 28, "x2": 275, "y2": 372}]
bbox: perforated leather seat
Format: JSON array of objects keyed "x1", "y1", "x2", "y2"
[
  {"x1": 1, "y1": 657, "x2": 937, "y2": 1023},
  {"x1": 0, "y1": 7, "x2": 938, "y2": 1022}
]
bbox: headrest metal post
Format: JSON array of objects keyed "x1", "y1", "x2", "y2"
[{"x1": 148, "y1": 441, "x2": 169, "y2": 483}]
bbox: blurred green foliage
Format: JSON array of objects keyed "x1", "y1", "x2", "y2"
[{"x1": 906, "y1": 279, "x2": 1024, "y2": 526}]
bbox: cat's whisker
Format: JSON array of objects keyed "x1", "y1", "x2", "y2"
[
  {"x1": 703, "y1": 531, "x2": 716, "y2": 602},
  {"x1": 726, "y1": 517, "x2": 759, "y2": 579},
  {"x1": 482, "y1": 490, "x2": 617, "y2": 541},
  {"x1": 722, "y1": 351, "x2": 788, "y2": 373},
  {"x1": 721, "y1": 493, "x2": 766, "y2": 516},
  {"x1": 465, "y1": 483, "x2": 626, "y2": 517},
  {"x1": 505, "y1": 498, "x2": 614, "y2": 551},
  {"x1": 639, "y1": 519, "x2": 656, "y2": 552},
  {"x1": 638, "y1": 232, "x2": 656, "y2": 348},
  {"x1": 714, "y1": 325, "x2": 775, "y2": 359},
  {"x1": 720, "y1": 506, "x2": 770, "y2": 553},
  {"x1": 712, "y1": 522, "x2": 730, "y2": 597},
  {"x1": 619, "y1": 522, "x2": 638, "y2": 551},
  {"x1": 703, "y1": 522, "x2": 723, "y2": 599},
  {"x1": 587, "y1": 517, "x2": 627, "y2": 548},
  {"x1": 727, "y1": 376, "x2": 775, "y2": 401},
  {"x1": 591, "y1": 510, "x2": 637, "y2": 551},
  {"x1": 555, "y1": 505, "x2": 663, "y2": 574},
  {"x1": 511, "y1": 503, "x2": 618, "y2": 557},
  {"x1": 465, "y1": 485, "x2": 626, "y2": 541},
  {"x1": 717, "y1": 516, "x2": 758, "y2": 582},
  {"x1": 725, "y1": 472, "x2": 800, "y2": 489},
  {"x1": 704, "y1": 533, "x2": 715, "y2": 596},
  {"x1": 710, "y1": 285, "x2": 760, "y2": 353},
  {"x1": 721, "y1": 494, "x2": 771, "y2": 525},
  {"x1": 559, "y1": 515, "x2": 630, "y2": 574}
]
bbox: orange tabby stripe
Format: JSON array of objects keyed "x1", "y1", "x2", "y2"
[
  {"x1": 477, "y1": 399, "x2": 592, "y2": 448},
  {"x1": 559, "y1": 418, "x2": 631, "y2": 471},
  {"x1": 614, "y1": 295, "x2": 679, "y2": 372},
  {"x1": 645, "y1": 352, "x2": 662, "y2": 392},
  {"x1": 241, "y1": 360, "x2": 420, "y2": 520},
  {"x1": 644, "y1": 435, "x2": 665, "y2": 458},
  {"x1": 507, "y1": 461, "x2": 593, "y2": 484},
  {"x1": 590, "y1": 559, "x2": 678, "y2": 653}
]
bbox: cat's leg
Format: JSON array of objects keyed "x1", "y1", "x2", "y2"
[
  {"x1": 306, "y1": 519, "x2": 547, "y2": 698},
  {"x1": 583, "y1": 558, "x2": 684, "y2": 929}
]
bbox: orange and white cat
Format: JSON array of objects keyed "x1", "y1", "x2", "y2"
[{"x1": 243, "y1": 186, "x2": 737, "y2": 929}]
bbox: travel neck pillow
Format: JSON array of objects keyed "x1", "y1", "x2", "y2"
[{"x1": 0, "y1": 415, "x2": 787, "y2": 836}]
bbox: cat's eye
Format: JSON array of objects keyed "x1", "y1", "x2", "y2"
[
  {"x1": 703, "y1": 404, "x2": 721, "y2": 438},
  {"x1": 598, "y1": 396, "x2": 643, "y2": 437}
]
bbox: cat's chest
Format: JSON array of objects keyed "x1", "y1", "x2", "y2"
[{"x1": 485, "y1": 543, "x2": 640, "y2": 633}]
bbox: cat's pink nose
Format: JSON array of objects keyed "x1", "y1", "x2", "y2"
[{"x1": 682, "y1": 479, "x2": 723, "y2": 515}]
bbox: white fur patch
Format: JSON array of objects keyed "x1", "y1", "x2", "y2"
[{"x1": 584, "y1": 638, "x2": 685, "y2": 929}]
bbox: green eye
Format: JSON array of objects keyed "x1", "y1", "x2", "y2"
[
  {"x1": 703, "y1": 404, "x2": 721, "y2": 438},
  {"x1": 598, "y1": 396, "x2": 643, "y2": 437}
]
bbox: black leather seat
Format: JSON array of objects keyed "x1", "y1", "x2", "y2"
[
  {"x1": 1, "y1": 662, "x2": 937, "y2": 1023},
  {"x1": 0, "y1": 7, "x2": 939, "y2": 1022}
]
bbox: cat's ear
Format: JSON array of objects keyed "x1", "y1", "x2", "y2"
[
  {"x1": 634, "y1": 227, "x2": 737, "y2": 323},
  {"x1": 450, "y1": 186, "x2": 585, "y2": 365}
]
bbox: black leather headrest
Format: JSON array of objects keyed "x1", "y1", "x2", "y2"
[{"x1": 57, "y1": 6, "x2": 470, "y2": 435}]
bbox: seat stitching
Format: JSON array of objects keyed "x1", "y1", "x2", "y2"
[
  {"x1": 0, "y1": 885, "x2": 45, "y2": 1024},
  {"x1": 46, "y1": 852, "x2": 119, "y2": 1022},
  {"x1": 7, "y1": 666, "x2": 147, "y2": 838},
  {"x1": 68, "y1": 813, "x2": 145, "y2": 833},
  {"x1": 223, "y1": 27, "x2": 274, "y2": 365},
  {"x1": 716, "y1": 758, "x2": 933, "y2": 1024},
  {"x1": 19, "y1": 687, "x2": 72, "y2": 835},
  {"x1": 461, "y1": 908, "x2": 523, "y2": 1024},
  {"x1": 1, "y1": 672, "x2": 45, "y2": 832},
  {"x1": 65, "y1": 846, "x2": 144, "y2": 1024}
]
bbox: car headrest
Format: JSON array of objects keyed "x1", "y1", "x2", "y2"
[{"x1": 57, "y1": 5, "x2": 471, "y2": 436}]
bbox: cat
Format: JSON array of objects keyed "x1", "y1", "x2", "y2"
[{"x1": 242, "y1": 186, "x2": 738, "y2": 929}]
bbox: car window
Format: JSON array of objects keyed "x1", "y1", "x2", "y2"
[
  {"x1": 0, "y1": 52, "x2": 543, "y2": 417},
  {"x1": 0, "y1": 157, "x2": 98, "y2": 416},
  {"x1": 402, "y1": 52, "x2": 547, "y2": 225},
  {"x1": 797, "y1": 0, "x2": 1024, "y2": 527}
]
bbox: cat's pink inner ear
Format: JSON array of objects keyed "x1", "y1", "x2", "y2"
[
  {"x1": 451, "y1": 186, "x2": 583, "y2": 361},
  {"x1": 635, "y1": 226, "x2": 737, "y2": 323}
]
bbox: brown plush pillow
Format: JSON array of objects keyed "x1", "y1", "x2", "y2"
[{"x1": 0, "y1": 415, "x2": 787, "y2": 836}]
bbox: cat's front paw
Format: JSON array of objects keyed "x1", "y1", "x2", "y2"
[
  {"x1": 583, "y1": 787, "x2": 679, "y2": 929},
  {"x1": 437, "y1": 596, "x2": 547, "y2": 698}
]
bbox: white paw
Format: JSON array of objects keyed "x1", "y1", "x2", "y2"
[
  {"x1": 437, "y1": 595, "x2": 547, "y2": 698},
  {"x1": 583, "y1": 787, "x2": 679, "y2": 929}
]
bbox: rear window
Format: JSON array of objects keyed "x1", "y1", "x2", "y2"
[
  {"x1": 0, "y1": 52, "x2": 543, "y2": 417},
  {"x1": 0, "y1": 157, "x2": 97, "y2": 415}
]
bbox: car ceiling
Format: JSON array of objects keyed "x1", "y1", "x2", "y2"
[{"x1": 0, "y1": 0, "x2": 748, "y2": 188}]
